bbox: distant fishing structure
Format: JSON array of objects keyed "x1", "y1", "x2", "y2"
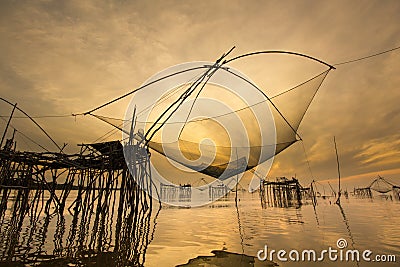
[
  {"x1": 260, "y1": 177, "x2": 308, "y2": 208},
  {"x1": 353, "y1": 175, "x2": 399, "y2": 200}
]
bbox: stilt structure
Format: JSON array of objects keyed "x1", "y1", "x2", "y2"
[
  {"x1": 260, "y1": 177, "x2": 302, "y2": 208},
  {"x1": 393, "y1": 186, "x2": 400, "y2": 201},
  {"x1": 353, "y1": 176, "x2": 399, "y2": 200},
  {"x1": 353, "y1": 187, "x2": 373, "y2": 198},
  {"x1": 259, "y1": 179, "x2": 267, "y2": 208},
  {"x1": 159, "y1": 183, "x2": 192, "y2": 203},
  {"x1": 209, "y1": 183, "x2": 229, "y2": 201},
  {"x1": 0, "y1": 136, "x2": 155, "y2": 266},
  {"x1": 300, "y1": 183, "x2": 317, "y2": 206}
]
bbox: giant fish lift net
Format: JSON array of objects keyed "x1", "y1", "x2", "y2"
[{"x1": 93, "y1": 63, "x2": 331, "y2": 182}]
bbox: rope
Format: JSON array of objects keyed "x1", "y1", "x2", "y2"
[
  {"x1": 300, "y1": 140, "x2": 315, "y2": 182},
  {"x1": 15, "y1": 129, "x2": 50, "y2": 152},
  {"x1": 0, "y1": 114, "x2": 79, "y2": 119},
  {"x1": 333, "y1": 45, "x2": 400, "y2": 66},
  {"x1": 91, "y1": 126, "x2": 122, "y2": 144},
  {"x1": 224, "y1": 50, "x2": 336, "y2": 69},
  {"x1": 144, "y1": 48, "x2": 235, "y2": 144},
  {"x1": 81, "y1": 66, "x2": 210, "y2": 116},
  {"x1": 0, "y1": 97, "x2": 62, "y2": 151},
  {"x1": 3, "y1": 45, "x2": 400, "y2": 121},
  {"x1": 92, "y1": 69, "x2": 329, "y2": 127}
]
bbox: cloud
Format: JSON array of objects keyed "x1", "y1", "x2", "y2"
[
  {"x1": 319, "y1": 167, "x2": 400, "y2": 189},
  {"x1": 354, "y1": 134, "x2": 400, "y2": 167}
]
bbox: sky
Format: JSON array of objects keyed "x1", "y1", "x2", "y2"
[{"x1": 1, "y1": 0, "x2": 399, "y2": 189}]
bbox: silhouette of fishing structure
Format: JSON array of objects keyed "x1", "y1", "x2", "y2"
[
  {"x1": 353, "y1": 187, "x2": 373, "y2": 199},
  {"x1": 259, "y1": 136, "x2": 349, "y2": 209},
  {"x1": 259, "y1": 177, "x2": 317, "y2": 208},
  {"x1": 393, "y1": 186, "x2": 400, "y2": 201},
  {"x1": 0, "y1": 132, "x2": 157, "y2": 266},
  {"x1": 353, "y1": 176, "x2": 399, "y2": 200},
  {"x1": 158, "y1": 181, "x2": 241, "y2": 203},
  {"x1": 209, "y1": 181, "x2": 230, "y2": 201},
  {"x1": 158, "y1": 180, "x2": 240, "y2": 203},
  {"x1": 159, "y1": 183, "x2": 192, "y2": 203}
]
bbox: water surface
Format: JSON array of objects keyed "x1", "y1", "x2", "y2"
[{"x1": 0, "y1": 190, "x2": 399, "y2": 266}]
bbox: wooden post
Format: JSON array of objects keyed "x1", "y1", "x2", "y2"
[
  {"x1": 334, "y1": 136, "x2": 341, "y2": 205},
  {"x1": 0, "y1": 103, "x2": 17, "y2": 149}
]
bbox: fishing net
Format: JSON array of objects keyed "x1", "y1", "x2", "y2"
[
  {"x1": 368, "y1": 176, "x2": 394, "y2": 194},
  {"x1": 96, "y1": 62, "x2": 331, "y2": 183}
]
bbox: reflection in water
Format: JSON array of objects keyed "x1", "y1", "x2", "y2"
[
  {"x1": 312, "y1": 204, "x2": 320, "y2": 226},
  {"x1": 0, "y1": 140, "x2": 398, "y2": 267},
  {"x1": 148, "y1": 192, "x2": 400, "y2": 267},
  {"x1": 337, "y1": 202, "x2": 359, "y2": 267},
  {"x1": 235, "y1": 179, "x2": 245, "y2": 254},
  {"x1": 0, "y1": 139, "x2": 160, "y2": 266},
  {"x1": 1, "y1": 185, "x2": 399, "y2": 266},
  {"x1": 176, "y1": 250, "x2": 277, "y2": 267},
  {"x1": 0, "y1": 174, "x2": 158, "y2": 266}
]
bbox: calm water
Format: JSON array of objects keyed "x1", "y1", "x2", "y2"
[
  {"x1": 0, "y1": 190, "x2": 399, "y2": 266},
  {"x1": 146, "y1": 194, "x2": 400, "y2": 267}
]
